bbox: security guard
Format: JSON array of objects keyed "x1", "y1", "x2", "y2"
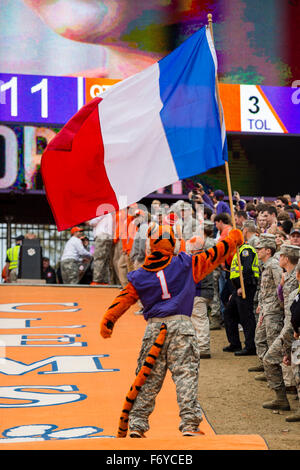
[
  {"x1": 4, "y1": 235, "x2": 24, "y2": 283},
  {"x1": 223, "y1": 239, "x2": 259, "y2": 355}
]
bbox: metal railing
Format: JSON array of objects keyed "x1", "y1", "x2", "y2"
[{"x1": 0, "y1": 223, "x2": 94, "y2": 279}]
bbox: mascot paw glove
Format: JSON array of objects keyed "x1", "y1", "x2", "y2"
[
  {"x1": 100, "y1": 319, "x2": 114, "y2": 338},
  {"x1": 229, "y1": 229, "x2": 244, "y2": 247}
]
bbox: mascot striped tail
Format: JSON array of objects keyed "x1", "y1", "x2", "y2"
[{"x1": 117, "y1": 323, "x2": 167, "y2": 438}]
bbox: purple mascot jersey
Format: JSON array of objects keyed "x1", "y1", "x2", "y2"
[{"x1": 127, "y1": 252, "x2": 196, "y2": 320}]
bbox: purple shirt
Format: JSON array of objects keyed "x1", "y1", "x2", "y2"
[{"x1": 128, "y1": 252, "x2": 196, "y2": 320}]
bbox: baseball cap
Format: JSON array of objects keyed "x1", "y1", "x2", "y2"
[
  {"x1": 290, "y1": 228, "x2": 300, "y2": 235},
  {"x1": 70, "y1": 226, "x2": 84, "y2": 235},
  {"x1": 15, "y1": 235, "x2": 25, "y2": 242},
  {"x1": 256, "y1": 233, "x2": 276, "y2": 250},
  {"x1": 214, "y1": 189, "x2": 225, "y2": 199}
]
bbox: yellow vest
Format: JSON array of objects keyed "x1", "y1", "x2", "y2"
[
  {"x1": 6, "y1": 245, "x2": 20, "y2": 270},
  {"x1": 230, "y1": 244, "x2": 259, "y2": 280}
]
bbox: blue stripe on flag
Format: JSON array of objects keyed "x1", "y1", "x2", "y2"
[{"x1": 158, "y1": 26, "x2": 227, "y2": 180}]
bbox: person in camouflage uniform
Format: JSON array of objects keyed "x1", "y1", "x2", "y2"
[
  {"x1": 88, "y1": 214, "x2": 114, "y2": 285},
  {"x1": 249, "y1": 234, "x2": 283, "y2": 375},
  {"x1": 100, "y1": 224, "x2": 243, "y2": 437},
  {"x1": 60, "y1": 227, "x2": 92, "y2": 284},
  {"x1": 262, "y1": 244, "x2": 300, "y2": 411},
  {"x1": 277, "y1": 244, "x2": 299, "y2": 393},
  {"x1": 284, "y1": 262, "x2": 300, "y2": 421}
]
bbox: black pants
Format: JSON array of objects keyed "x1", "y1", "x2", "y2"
[{"x1": 223, "y1": 286, "x2": 257, "y2": 350}]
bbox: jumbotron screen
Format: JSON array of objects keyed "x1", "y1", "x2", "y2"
[{"x1": 0, "y1": 0, "x2": 299, "y2": 85}]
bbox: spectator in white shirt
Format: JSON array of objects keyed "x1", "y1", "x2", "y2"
[{"x1": 60, "y1": 226, "x2": 92, "y2": 284}]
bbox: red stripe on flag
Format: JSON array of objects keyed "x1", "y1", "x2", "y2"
[{"x1": 41, "y1": 97, "x2": 119, "y2": 231}]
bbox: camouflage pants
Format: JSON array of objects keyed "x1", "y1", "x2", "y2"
[
  {"x1": 7, "y1": 268, "x2": 18, "y2": 283},
  {"x1": 126, "y1": 253, "x2": 135, "y2": 274},
  {"x1": 93, "y1": 235, "x2": 113, "y2": 283},
  {"x1": 129, "y1": 316, "x2": 202, "y2": 433},
  {"x1": 118, "y1": 251, "x2": 129, "y2": 288},
  {"x1": 209, "y1": 269, "x2": 222, "y2": 326},
  {"x1": 255, "y1": 313, "x2": 284, "y2": 363},
  {"x1": 292, "y1": 363, "x2": 300, "y2": 399},
  {"x1": 191, "y1": 297, "x2": 210, "y2": 353},
  {"x1": 291, "y1": 340, "x2": 300, "y2": 399},
  {"x1": 263, "y1": 316, "x2": 295, "y2": 391},
  {"x1": 112, "y1": 240, "x2": 123, "y2": 285},
  {"x1": 61, "y1": 259, "x2": 80, "y2": 284}
]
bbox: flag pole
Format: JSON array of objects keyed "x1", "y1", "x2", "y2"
[{"x1": 207, "y1": 13, "x2": 246, "y2": 299}]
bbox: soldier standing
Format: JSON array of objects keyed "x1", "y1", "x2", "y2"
[
  {"x1": 262, "y1": 244, "x2": 300, "y2": 411},
  {"x1": 284, "y1": 261, "x2": 300, "y2": 421},
  {"x1": 88, "y1": 213, "x2": 114, "y2": 285},
  {"x1": 249, "y1": 234, "x2": 283, "y2": 376}
]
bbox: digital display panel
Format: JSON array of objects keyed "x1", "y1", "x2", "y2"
[
  {"x1": 1, "y1": 74, "x2": 300, "y2": 134},
  {"x1": 0, "y1": 0, "x2": 299, "y2": 86}
]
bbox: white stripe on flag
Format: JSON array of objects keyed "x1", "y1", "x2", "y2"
[
  {"x1": 205, "y1": 26, "x2": 226, "y2": 148},
  {"x1": 98, "y1": 63, "x2": 178, "y2": 207}
]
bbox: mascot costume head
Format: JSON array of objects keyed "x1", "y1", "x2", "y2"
[{"x1": 143, "y1": 223, "x2": 181, "y2": 272}]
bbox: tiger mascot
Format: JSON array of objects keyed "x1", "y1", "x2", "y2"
[{"x1": 100, "y1": 223, "x2": 243, "y2": 438}]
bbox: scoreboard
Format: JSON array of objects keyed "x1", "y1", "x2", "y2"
[
  {"x1": 0, "y1": 75, "x2": 119, "y2": 126},
  {"x1": 0, "y1": 73, "x2": 300, "y2": 134}
]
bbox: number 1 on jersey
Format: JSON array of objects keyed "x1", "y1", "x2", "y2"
[{"x1": 156, "y1": 270, "x2": 171, "y2": 300}]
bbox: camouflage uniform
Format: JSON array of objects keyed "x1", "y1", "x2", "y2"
[
  {"x1": 254, "y1": 236, "x2": 283, "y2": 365},
  {"x1": 61, "y1": 259, "x2": 80, "y2": 284},
  {"x1": 263, "y1": 246, "x2": 300, "y2": 391},
  {"x1": 191, "y1": 297, "x2": 211, "y2": 354},
  {"x1": 291, "y1": 338, "x2": 300, "y2": 398},
  {"x1": 248, "y1": 234, "x2": 260, "y2": 250},
  {"x1": 129, "y1": 317, "x2": 202, "y2": 434},
  {"x1": 281, "y1": 268, "x2": 298, "y2": 388},
  {"x1": 93, "y1": 234, "x2": 113, "y2": 284},
  {"x1": 118, "y1": 251, "x2": 129, "y2": 288}
]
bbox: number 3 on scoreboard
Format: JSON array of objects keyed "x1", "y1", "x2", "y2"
[{"x1": 156, "y1": 270, "x2": 171, "y2": 300}]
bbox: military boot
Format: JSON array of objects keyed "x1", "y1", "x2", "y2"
[
  {"x1": 262, "y1": 388, "x2": 290, "y2": 411},
  {"x1": 254, "y1": 374, "x2": 267, "y2": 382},
  {"x1": 248, "y1": 365, "x2": 264, "y2": 373},
  {"x1": 286, "y1": 405, "x2": 300, "y2": 422}
]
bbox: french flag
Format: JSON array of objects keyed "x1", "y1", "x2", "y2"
[{"x1": 41, "y1": 26, "x2": 227, "y2": 231}]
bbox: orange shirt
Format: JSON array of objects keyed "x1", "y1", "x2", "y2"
[{"x1": 219, "y1": 224, "x2": 232, "y2": 241}]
